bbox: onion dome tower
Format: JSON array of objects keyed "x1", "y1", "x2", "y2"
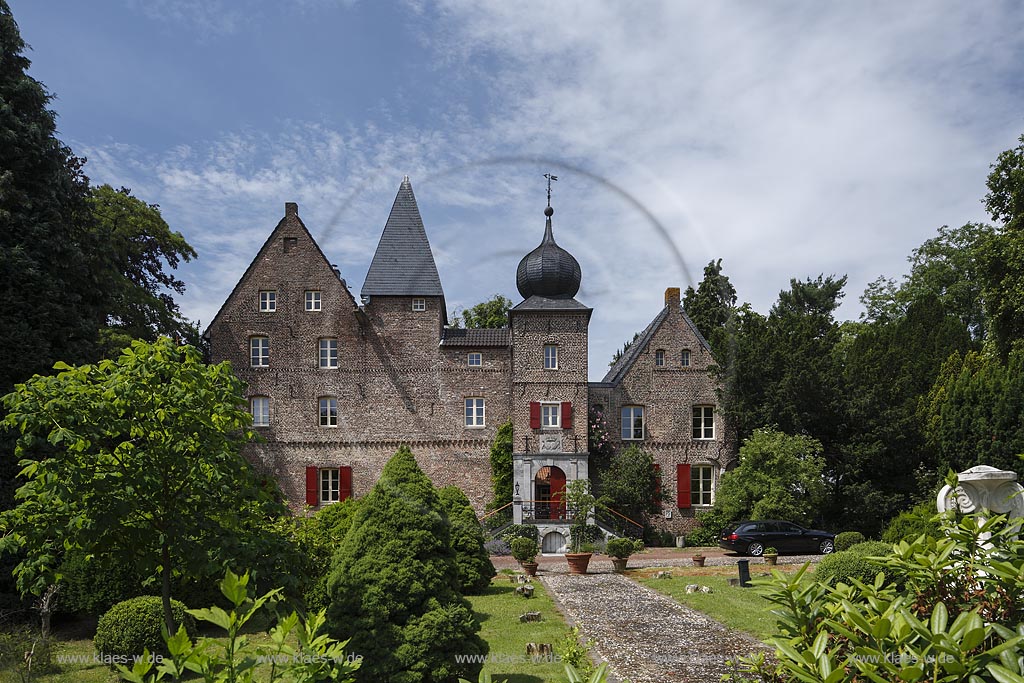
[{"x1": 516, "y1": 204, "x2": 582, "y2": 300}]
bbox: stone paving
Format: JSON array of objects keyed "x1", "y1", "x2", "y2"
[{"x1": 540, "y1": 572, "x2": 770, "y2": 683}]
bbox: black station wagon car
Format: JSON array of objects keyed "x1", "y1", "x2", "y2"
[{"x1": 719, "y1": 520, "x2": 835, "y2": 556}]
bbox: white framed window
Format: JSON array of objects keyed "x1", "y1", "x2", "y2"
[
  {"x1": 320, "y1": 468, "x2": 340, "y2": 504},
  {"x1": 259, "y1": 290, "x2": 277, "y2": 312},
  {"x1": 250, "y1": 396, "x2": 269, "y2": 427},
  {"x1": 250, "y1": 337, "x2": 269, "y2": 367},
  {"x1": 691, "y1": 465, "x2": 714, "y2": 506},
  {"x1": 319, "y1": 339, "x2": 338, "y2": 368},
  {"x1": 412, "y1": 298, "x2": 426, "y2": 312},
  {"x1": 621, "y1": 405, "x2": 644, "y2": 440},
  {"x1": 544, "y1": 344, "x2": 558, "y2": 370},
  {"x1": 465, "y1": 398, "x2": 485, "y2": 427},
  {"x1": 692, "y1": 405, "x2": 715, "y2": 439},
  {"x1": 319, "y1": 397, "x2": 338, "y2": 427},
  {"x1": 541, "y1": 402, "x2": 560, "y2": 429},
  {"x1": 467, "y1": 352, "x2": 482, "y2": 367},
  {"x1": 305, "y1": 290, "x2": 322, "y2": 311},
  {"x1": 655, "y1": 349, "x2": 665, "y2": 366},
  {"x1": 681, "y1": 349, "x2": 691, "y2": 367}
]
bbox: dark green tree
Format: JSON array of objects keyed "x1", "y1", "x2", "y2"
[
  {"x1": 979, "y1": 133, "x2": 1024, "y2": 359},
  {"x1": 327, "y1": 446, "x2": 486, "y2": 683},
  {"x1": 88, "y1": 185, "x2": 197, "y2": 356},
  {"x1": 450, "y1": 294, "x2": 512, "y2": 329},
  {"x1": 683, "y1": 258, "x2": 737, "y2": 355},
  {"x1": 0, "y1": 1, "x2": 104, "y2": 394},
  {"x1": 0, "y1": 338, "x2": 289, "y2": 633},
  {"x1": 438, "y1": 486, "x2": 496, "y2": 595},
  {"x1": 596, "y1": 445, "x2": 662, "y2": 529},
  {"x1": 488, "y1": 420, "x2": 513, "y2": 513},
  {"x1": 292, "y1": 497, "x2": 361, "y2": 613}
]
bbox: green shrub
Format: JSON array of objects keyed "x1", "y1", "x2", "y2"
[
  {"x1": 882, "y1": 501, "x2": 941, "y2": 543},
  {"x1": 58, "y1": 550, "x2": 146, "y2": 615},
  {"x1": 294, "y1": 497, "x2": 361, "y2": 613},
  {"x1": 327, "y1": 446, "x2": 486, "y2": 683},
  {"x1": 94, "y1": 596, "x2": 195, "y2": 660},
  {"x1": 605, "y1": 537, "x2": 642, "y2": 559},
  {"x1": 815, "y1": 541, "x2": 893, "y2": 587},
  {"x1": 834, "y1": 531, "x2": 865, "y2": 552},
  {"x1": 500, "y1": 524, "x2": 539, "y2": 544},
  {"x1": 439, "y1": 486, "x2": 497, "y2": 594},
  {"x1": 509, "y1": 537, "x2": 538, "y2": 563}
]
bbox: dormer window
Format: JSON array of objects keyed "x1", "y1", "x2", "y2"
[
  {"x1": 468, "y1": 352, "x2": 482, "y2": 367},
  {"x1": 259, "y1": 291, "x2": 276, "y2": 312},
  {"x1": 681, "y1": 349, "x2": 691, "y2": 367},
  {"x1": 655, "y1": 349, "x2": 665, "y2": 366},
  {"x1": 412, "y1": 298, "x2": 426, "y2": 312},
  {"x1": 544, "y1": 344, "x2": 558, "y2": 370}
]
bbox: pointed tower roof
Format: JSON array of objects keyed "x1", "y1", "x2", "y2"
[{"x1": 361, "y1": 177, "x2": 444, "y2": 298}]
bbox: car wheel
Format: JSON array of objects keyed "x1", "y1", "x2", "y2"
[
  {"x1": 747, "y1": 542, "x2": 764, "y2": 557},
  {"x1": 819, "y1": 539, "x2": 834, "y2": 555}
]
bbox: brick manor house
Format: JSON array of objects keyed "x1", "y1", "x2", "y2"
[{"x1": 205, "y1": 178, "x2": 735, "y2": 546}]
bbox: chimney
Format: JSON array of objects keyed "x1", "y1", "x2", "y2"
[
  {"x1": 285, "y1": 202, "x2": 298, "y2": 217},
  {"x1": 665, "y1": 287, "x2": 680, "y2": 308}
]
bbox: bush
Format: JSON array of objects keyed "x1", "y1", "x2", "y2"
[
  {"x1": 438, "y1": 486, "x2": 496, "y2": 594},
  {"x1": 58, "y1": 550, "x2": 146, "y2": 615},
  {"x1": 483, "y1": 539, "x2": 510, "y2": 556},
  {"x1": 294, "y1": 497, "x2": 361, "y2": 613},
  {"x1": 94, "y1": 596, "x2": 195, "y2": 660},
  {"x1": 834, "y1": 531, "x2": 865, "y2": 552},
  {"x1": 605, "y1": 537, "x2": 642, "y2": 559},
  {"x1": 569, "y1": 523, "x2": 602, "y2": 551},
  {"x1": 815, "y1": 541, "x2": 894, "y2": 587},
  {"x1": 882, "y1": 501, "x2": 941, "y2": 544},
  {"x1": 500, "y1": 524, "x2": 539, "y2": 544},
  {"x1": 509, "y1": 537, "x2": 538, "y2": 563}
]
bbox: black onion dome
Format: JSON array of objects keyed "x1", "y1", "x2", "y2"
[{"x1": 516, "y1": 210, "x2": 582, "y2": 299}]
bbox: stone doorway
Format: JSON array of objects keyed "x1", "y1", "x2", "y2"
[{"x1": 535, "y1": 465, "x2": 566, "y2": 521}]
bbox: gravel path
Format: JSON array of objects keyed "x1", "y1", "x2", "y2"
[{"x1": 540, "y1": 572, "x2": 770, "y2": 683}]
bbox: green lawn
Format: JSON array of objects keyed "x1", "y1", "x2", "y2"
[
  {"x1": 466, "y1": 576, "x2": 575, "y2": 683},
  {"x1": 634, "y1": 564, "x2": 813, "y2": 642}
]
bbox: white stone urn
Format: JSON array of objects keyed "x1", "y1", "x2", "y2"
[{"x1": 937, "y1": 465, "x2": 1024, "y2": 542}]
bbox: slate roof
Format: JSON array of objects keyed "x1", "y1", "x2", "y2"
[
  {"x1": 440, "y1": 327, "x2": 511, "y2": 347},
  {"x1": 361, "y1": 177, "x2": 445, "y2": 298},
  {"x1": 512, "y1": 295, "x2": 591, "y2": 312},
  {"x1": 601, "y1": 305, "x2": 713, "y2": 385}
]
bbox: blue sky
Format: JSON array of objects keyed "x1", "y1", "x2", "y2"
[{"x1": 11, "y1": 1, "x2": 1024, "y2": 379}]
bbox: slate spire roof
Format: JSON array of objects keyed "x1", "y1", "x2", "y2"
[{"x1": 361, "y1": 177, "x2": 444, "y2": 298}]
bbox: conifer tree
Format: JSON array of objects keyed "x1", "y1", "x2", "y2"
[
  {"x1": 438, "y1": 486, "x2": 496, "y2": 595},
  {"x1": 327, "y1": 446, "x2": 486, "y2": 683}
]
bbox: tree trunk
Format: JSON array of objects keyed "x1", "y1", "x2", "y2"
[
  {"x1": 161, "y1": 541, "x2": 175, "y2": 636},
  {"x1": 38, "y1": 584, "x2": 59, "y2": 640}
]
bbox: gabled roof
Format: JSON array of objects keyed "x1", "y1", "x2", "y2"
[
  {"x1": 601, "y1": 305, "x2": 713, "y2": 385},
  {"x1": 440, "y1": 327, "x2": 511, "y2": 347},
  {"x1": 361, "y1": 177, "x2": 444, "y2": 298},
  {"x1": 203, "y1": 204, "x2": 354, "y2": 337}
]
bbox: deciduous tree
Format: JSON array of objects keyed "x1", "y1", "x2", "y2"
[{"x1": 450, "y1": 294, "x2": 512, "y2": 329}]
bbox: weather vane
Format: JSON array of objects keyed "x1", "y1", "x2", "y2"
[{"x1": 544, "y1": 173, "x2": 558, "y2": 208}]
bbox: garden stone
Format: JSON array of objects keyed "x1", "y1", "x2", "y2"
[
  {"x1": 685, "y1": 584, "x2": 700, "y2": 593},
  {"x1": 515, "y1": 585, "x2": 534, "y2": 598},
  {"x1": 519, "y1": 611, "x2": 542, "y2": 623}
]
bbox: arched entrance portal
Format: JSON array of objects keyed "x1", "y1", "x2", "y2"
[
  {"x1": 534, "y1": 466, "x2": 566, "y2": 521},
  {"x1": 541, "y1": 531, "x2": 567, "y2": 554}
]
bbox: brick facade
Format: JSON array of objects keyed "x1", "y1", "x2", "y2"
[{"x1": 205, "y1": 182, "x2": 734, "y2": 535}]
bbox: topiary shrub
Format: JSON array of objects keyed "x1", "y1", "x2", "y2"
[
  {"x1": 327, "y1": 446, "x2": 487, "y2": 683},
  {"x1": 509, "y1": 537, "x2": 538, "y2": 563},
  {"x1": 605, "y1": 537, "x2": 642, "y2": 559},
  {"x1": 815, "y1": 541, "x2": 894, "y2": 587},
  {"x1": 501, "y1": 524, "x2": 539, "y2": 545},
  {"x1": 94, "y1": 596, "x2": 194, "y2": 660},
  {"x1": 438, "y1": 486, "x2": 496, "y2": 594},
  {"x1": 834, "y1": 531, "x2": 865, "y2": 552},
  {"x1": 882, "y1": 501, "x2": 941, "y2": 544}
]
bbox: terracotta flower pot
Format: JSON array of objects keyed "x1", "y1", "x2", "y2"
[
  {"x1": 764, "y1": 554, "x2": 778, "y2": 566},
  {"x1": 611, "y1": 558, "x2": 629, "y2": 573},
  {"x1": 521, "y1": 561, "x2": 539, "y2": 577},
  {"x1": 565, "y1": 552, "x2": 592, "y2": 575},
  {"x1": 692, "y1": 556, "x2": 706, "y2": 567}
]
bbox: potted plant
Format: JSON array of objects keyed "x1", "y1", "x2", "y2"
[
  {"x1": 510, "y1": 537, "x2": 539, "y2": 576},
  {"x1": 691, "y1": 552, "x2": 706, "y2": 567},
  {"x1": 763, "y1": 547, "x2": 778, "y2": 566},
  {"x1": 606, "y1": 537, "x2": 642, "y2": 573},
  {"x1": 565, "y1": 480, "x2": 598, "y2": 574}
]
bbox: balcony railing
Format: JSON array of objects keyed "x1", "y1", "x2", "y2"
[{"x1": 519, "y1": 500, "x2": 581, "y2": 523}]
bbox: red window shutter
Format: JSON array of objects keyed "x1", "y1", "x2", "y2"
[
  {"x1": 305, "y1": 466, "x2": 319, "y2": 507},
  {"x1": 653, "y1": 463, "x2": 661, "y2": 506},
  {"x1": 340, "y1": 466, "x2": 353, "y2": 502},
  {"x1": 529, "y1": 402, "x2": 540, "y2": 429},
  {"x1": 677, "y1": 463, "x2": 691, "y2": 509},
  {"x1": 561, "y1": 402, "x2": 573, "y2": 429}
]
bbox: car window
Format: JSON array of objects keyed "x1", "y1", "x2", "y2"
[
  {"x1": 760, "y1": 522, "x2": 779, "y2": 532},
  {"x1": 778, "y1": 522, "x2": 801, "y2": 533},
  {"x1": 738, "y1": 523, "x2": 756, "y2": 533}
]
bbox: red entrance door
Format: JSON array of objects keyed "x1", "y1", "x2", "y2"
[{"x1": 549, "y1": 467, "x2": 566, "y2": 520}]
